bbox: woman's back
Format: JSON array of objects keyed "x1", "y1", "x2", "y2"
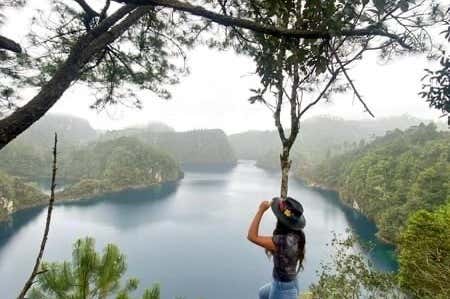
[{"x1": 272, "y1": 233, "x2": 301, "y2": 282}]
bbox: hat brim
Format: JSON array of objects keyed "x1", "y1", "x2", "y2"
[{"x1": 271, "y1": 197, "x2": 306, "y2": 231}]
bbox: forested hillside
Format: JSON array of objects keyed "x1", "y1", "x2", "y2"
[
  {"x1": 103, "y1": 128, "x2": 237, "y2": 166},
  {"x1": 229, "y1": 115, "x2": 437, "y2": 169},
  {"x1": 59, "y1": 137, "x2": 183, "y2": 200},
  {"x1": 0, "y1": 114, "x2": 98, "y2": 180},
  {"x1": 300, "y1": 123, "x2": 449, "y2": 243},
  {"x1": 0, "y1": 115, "x2": 236, "y2": 182},
  {"x1": 0, "y1": 171, "x2": 46, "y2": 222}
]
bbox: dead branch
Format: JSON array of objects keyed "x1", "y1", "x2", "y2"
[
  {"x1": 17, "y1": 133, "x2": 58, "y2": 299},
  {"x1": 333, "y1": 52, "x2": 375, "y2": 118}
]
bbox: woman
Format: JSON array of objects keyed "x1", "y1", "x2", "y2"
[{"x1": 247, "y1": 197, "x2": 306, "y2": 299}]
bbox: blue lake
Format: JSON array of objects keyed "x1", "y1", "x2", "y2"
[{"x1": 0, "y1": 161, "x2": 397, "y2": 298}]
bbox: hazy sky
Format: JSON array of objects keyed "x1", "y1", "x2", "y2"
[{"x1": 1, "y1": 1, "x2": 446, "y2": 134}]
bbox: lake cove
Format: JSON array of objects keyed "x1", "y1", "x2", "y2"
[{"x1": 0, "y1": 161, "x2": 396, "y2": 299}]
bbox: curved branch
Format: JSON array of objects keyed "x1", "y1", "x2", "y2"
[
  {"x1": 0, "y1": 35, "x2": 22, "y2": 53},
  {"x1": 113, "y1": 0, "x2": 413, "y2": 49},
  {"x1": 0, "y1": 5, "x2": 145, "y2": 150}
]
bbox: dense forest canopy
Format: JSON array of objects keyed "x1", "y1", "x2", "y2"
[{"x1": 300, "y1": 122, "x2": 450, "y2": 243}]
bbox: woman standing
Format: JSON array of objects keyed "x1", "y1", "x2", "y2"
[{"x1": 247, "y1": 197, "x2": 306, "y2": 299}]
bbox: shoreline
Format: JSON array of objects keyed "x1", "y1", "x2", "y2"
[
  {"x1": 1, "y1": 161, "x2": 237, "y2": 224},
  {"x1": 0, "y1": 177, "x2": 183, "y2": 224}
]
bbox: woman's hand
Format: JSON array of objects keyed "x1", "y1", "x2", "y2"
[
  {"x1": 247, "y1": 199, "x2": 276, "y2": 252},
  {"x1": 258, "y1": 200, "x2": 271, "y2": 213}
]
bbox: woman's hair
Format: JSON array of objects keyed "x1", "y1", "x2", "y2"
[{"x1": 273, "y1": 221, "x2": 306, "y2": 271}]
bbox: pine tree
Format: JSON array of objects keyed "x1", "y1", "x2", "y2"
[{"x1": 28, "y1": 237, "x2": 160, "y2": 299}]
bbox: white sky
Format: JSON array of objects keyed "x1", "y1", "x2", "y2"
[{"x1": 1, "y1": 1, "x2": 446, "y2": 134}]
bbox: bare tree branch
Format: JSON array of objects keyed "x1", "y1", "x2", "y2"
[
  {"x1": 100, "y1": 0, "x2": 111, "y2": 21},
  {"x1": 299, "y1": 69, "x2": 340, "y2": 118},
  {"x1": 333, "y1": 52, "x2": 375, "y2": 118},
  {"x1": 73, "y1": 0, "x2": 100, "y2": 17},
  {"x1": 17, "y1": 133, "x2": 58, "y2": 299}
]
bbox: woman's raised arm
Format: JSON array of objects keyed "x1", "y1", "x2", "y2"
[{"x1": 247, "y1": 200, "x2": 276, "y2": 252}]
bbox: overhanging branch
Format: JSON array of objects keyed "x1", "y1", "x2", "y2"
[
  {"x1": 112, "y1": 0, "x2": 412, "y2": 49},
  {"x1": 0, "y1": 35, "x2": 22, "y2": 53}
]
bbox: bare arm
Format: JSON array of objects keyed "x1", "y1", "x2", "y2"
[{"x1": 247, "y1": 201, "x2": 276, "y2": 252}]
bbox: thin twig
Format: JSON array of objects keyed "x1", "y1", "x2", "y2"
[
  {"x1": 17, "y1": 133, "x2": 58, "y2": 299},
  {"x1": 333, "y1": 52, "x2": 375, "y2": 118},
  {"x1": 299, "y1": 69, "x2": 340, "y2": 118}
]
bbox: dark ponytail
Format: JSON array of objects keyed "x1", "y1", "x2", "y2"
[{"x1": 273, "y1": 221, "x2": 306, "y2": 271}]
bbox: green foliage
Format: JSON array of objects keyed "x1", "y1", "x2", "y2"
[
  {"x1": 310, "y1": 234, "x2": 401, "y2": 299},
  {"x1": 25, "y1": 0, "x2": 206, "y2": 109},
  {"x1": 397, "y1": 201, "x2": 450, "y2": 299},
  {"x1": 419, "y1": 9, "x2": 450, "y2": 116},
  {"x1": 302, "y1": 123, "x2": 450, "y2": 243},
  {"x1": 28, "y1": 237, "x2": 161, "y2": 299}
]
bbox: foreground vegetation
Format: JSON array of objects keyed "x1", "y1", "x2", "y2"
[
  {"x1": 398, "y1": 201, "x2": 450, "y2": 298},
  {"x1": 29, "y1": 237, "x2": 163, "y2": 299},
  {"x1": 311, "y1": 199, "x2": 450, "y2": 299},
  {"x1": 300, "y1": 123, "x2": 449, "y2": 243}
]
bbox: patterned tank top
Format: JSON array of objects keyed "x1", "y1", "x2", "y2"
[{"x1": 272, "y1": 233, "x2": 300, "y2": 282}]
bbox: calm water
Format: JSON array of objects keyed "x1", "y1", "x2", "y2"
[{"x1": 0, "y1": 161, "x2": 397, "y2": 299}]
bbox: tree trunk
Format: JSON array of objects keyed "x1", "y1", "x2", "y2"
[
  {"x1": 0, "y1": 5, "x2": 144, "y2": 150},
  {"x1": 280, "y1": 146, "x2": 291, "y2": 199}
]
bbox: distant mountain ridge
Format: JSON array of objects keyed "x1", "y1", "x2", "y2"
[
  {"x1": 102, "y1": 128, "x2": 237, "y2": 166},
  {"x1": 229, "y1": 115, "x2": 438, "y2": 169}
]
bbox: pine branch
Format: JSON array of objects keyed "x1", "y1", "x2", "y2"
[{"x1": 17, "y1": 133, "x2": 58, "y2": 299}]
